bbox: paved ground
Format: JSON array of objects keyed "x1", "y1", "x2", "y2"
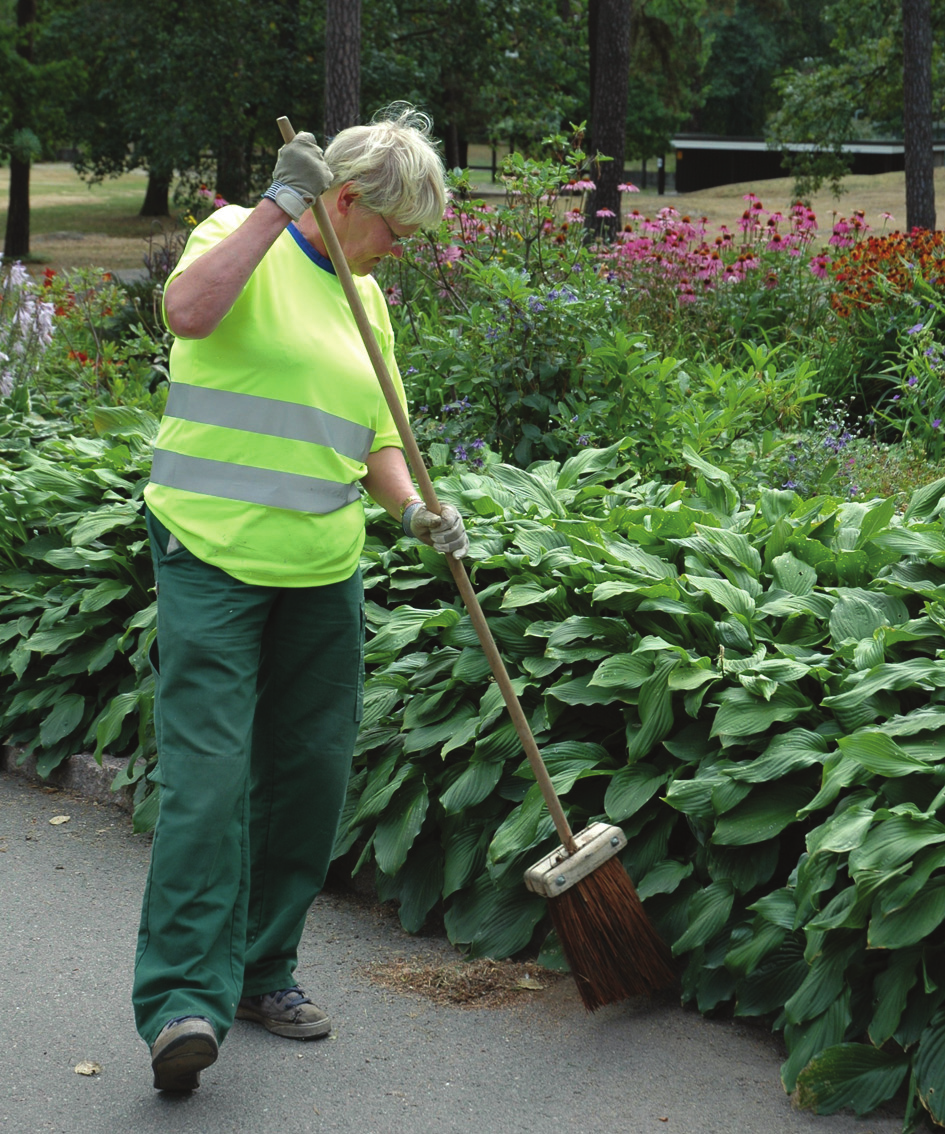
[{"x1": 0, "y1": 771, "x2": 906, "y2": 1134}]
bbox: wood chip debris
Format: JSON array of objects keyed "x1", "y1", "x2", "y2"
[{"x1": 361, "y1": 956, "x2": 564, "y2": 1009}]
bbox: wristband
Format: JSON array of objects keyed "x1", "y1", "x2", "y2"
[
  {"x1": 402, "y1": 501, "x2": 425, "y2": 536},
  {"x1": 262, "y1": 180, "x2": 308, "y2": 221}
]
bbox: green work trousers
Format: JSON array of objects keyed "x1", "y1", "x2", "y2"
[{"x1": 133, "y1": 510, "x2": 363, "y2": 1047}]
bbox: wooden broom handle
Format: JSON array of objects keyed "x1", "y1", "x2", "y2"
[{"x1": 277, "y1": 116, "x2": 577, "y2": 854}]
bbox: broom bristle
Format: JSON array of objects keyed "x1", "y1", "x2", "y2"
[{"x1": 548, "y1": 855, "x2": 676, "y2": 1011}]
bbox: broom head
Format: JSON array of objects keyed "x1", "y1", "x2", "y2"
[{"x1": 524, "y1": 822, "x2": 675, "y2": 1011}]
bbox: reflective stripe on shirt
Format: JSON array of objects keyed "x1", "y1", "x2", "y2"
[
  {"x1": 150, "y1": 449, "x2": 361, "y2": 514},
  {"x1": 164, "y1": 382, "x2": 375, "y2": 463}
]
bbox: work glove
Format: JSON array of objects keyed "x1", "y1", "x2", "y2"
[
  {"x1": 263, "y1": 132, "x2": 333, "y2": 221},
  {"x1": 403, "y1": 502, "x2": 469, "y2": 559}
]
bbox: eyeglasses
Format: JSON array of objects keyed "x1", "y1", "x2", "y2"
[{"x1": 377, "y1": 212, "x2": 408, "y2": 247}]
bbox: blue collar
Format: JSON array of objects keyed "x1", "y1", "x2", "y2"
[{"x1": 288, "y1": 223, "x2": 336, "y2": 274}]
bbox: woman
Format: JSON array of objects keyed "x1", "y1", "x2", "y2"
[{"x1": 135, "y1": 104, "x2": 466, "y2": 1092}]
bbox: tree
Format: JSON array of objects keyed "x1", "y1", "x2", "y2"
[
  {"x1": 624, "y1": 0, "x2": 710, "y2": 165},
  {"x1": 55, "y1": 0, "x2": 325, "y2": 214},
  {"x1": 325, "y1": 0, "x2": 360, "y2": 137},
  {"x1": 695, "y1": 0, "x2": 833, "y2": 137},
  {"x1": 362, "y1": 1, "x2": 584, "y2": 167},
  {"x1": 585, "y1": 0, "x2": 631, "y2": 238},
  {"x1": 902, "y1": 0, "x2": 936, "y2": 230},
  {"x1": 3, "y1": 0, "x2": 37, "y2": 258},
  {"x1": 765, "y1": 0, "x2": 945, "y2": 204}
]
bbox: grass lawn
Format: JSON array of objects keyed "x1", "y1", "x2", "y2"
[{"x1": 1, "y1": 156, "x2": 942, "y2": 275}]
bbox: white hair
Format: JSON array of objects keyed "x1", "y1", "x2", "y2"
[{"x1": 324, "y1": 103, "x2": 447, "y2": 228}]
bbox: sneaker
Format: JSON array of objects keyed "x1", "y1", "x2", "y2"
[
  {"x1": 236, "y1": 985, "x2": 332, "y2": 1039},
  {"x1": 150, "y1": 1016, "x2": 218, "y2": 1091}
]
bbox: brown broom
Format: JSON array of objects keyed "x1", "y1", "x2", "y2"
[{"x1": 277, "y1": 116, "x2": 675, "y2": 1009}]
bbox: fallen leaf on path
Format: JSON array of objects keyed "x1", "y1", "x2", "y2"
[
  {"x1": 49, "y1": 815, "x2": 70, "y2": 825},
  {"x1": 516, "y1": 977, "x2": 545, "y2": 990},
  {"x1": 74, "y1": 1061, "x2": 102, "y2": 1076}
]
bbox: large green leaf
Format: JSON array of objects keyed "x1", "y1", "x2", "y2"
[
  {"x1": 78, "y1": 579, "x2": 132, "y2": 613},
  {"x1": 443, "y1": 873, "x2": 546, "y2": 958},
  {"x1": 724, "y1": 919, "x2": 785, "y2": 977},
  {"x1": 636, "y1": 859, "x2": 693, "y2": 901},
  {"x1": 376, "y1": 845, "x2": 444, "y2": 934},
  {"x1": 771, "y1": 552, "x2": 817, "y2": 596},
  {"x1": 351, "y1": 755, "x2": 414, "y2": 824},
  {"x1": 672, "y1": 879, "x2": 734, "y2": 954},
  {"x1": 39, "y1": 692, "x2": 86, "y2": 747},
  {"x1": 604, "y1": 762, "x2": 667, "y2": 823},
  {"x1": 794, "y1": 1043, "x2": 909, "y2": 1116},
  {"x1": 825, "y1": 659, "x2": 945, "y2": 712},
  {"x1": 849, "y1": 812, "x2": 945, "y2": 874},
  {"x1": 868, "y1": 878, "x2": 945, "y2": 949},
  {"x1": 439, "y1": 760, "x2": 503, "y2": 815},
  {"x1": 710, "y1": 686, "x2": 812, "y2": 739},
  {"x1": 374, "y1": 778, "x2": 430, "y2": 875},
  {"x1": 785, "y1": 935, "x2": 862, "y2": 1026},
  {"x1": 806, "y1": 796, "x2": 877, "y2": 856},
  {"x1": 828, "y1": 594, "x2": 892, "y2": 644},
  {"x1": 915, "y1": 1007, "x2": 945, "y2": 1126},
  {"x1": 869, "y1": 948, "x2": 921, "y2": 1046},
  {"x1": 837, "y1": 729, "x2": 934, "y2": 777},
  {"x1": 712, "y1": 785, "x2": 811, "y2": 846},
  {"x1": 442, "y1": 821, "x2": 490, "y2": 899},
  {"x1": 781, "y1": 992, "x2": 852, "y2": 1093},
  {"x1": 736, "y1": 936, "x2": 808, "y2": 1017},
  {"x1": 590, "y1": 652, "x2": 654, "y2": 690},
  {"x1": 687, "y1": 575, "x2": 756, "y2": 618},
  {"x1": 727, "y1": 729, "x2": 831, "y2": 785}
]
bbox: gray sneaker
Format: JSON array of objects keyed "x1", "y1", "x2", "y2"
[
  {"x1": 150, "y1": 1016, "x2": 218, "y2": 1091},
  {"x1": 236, "y1": 985, "x2": 332, "y2": 1038}
]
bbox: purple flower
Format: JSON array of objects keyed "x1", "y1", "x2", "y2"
[
  {"x1": 934, "y1": 419, "x2": 942, "y2": 430},
  {"x1": 907, "y1": 323, "x2": 925, "y2": 335},
  {"x1": 453, "y1": 444, "x2": 468, "y2": 460},
  {"x1": 908, "y1": 376, "x2": 919, "y2": 386},
  {"x1": 577, "y1": 434, "x2": 589, "y2": 446}
]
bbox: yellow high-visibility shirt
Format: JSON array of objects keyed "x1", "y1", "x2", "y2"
[{"x1": 145, "y1": 206, "x2": 405, "y2": 587}]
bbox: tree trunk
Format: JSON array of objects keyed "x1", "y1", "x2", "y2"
[
  {"x1": 442, "y1": 123, "x2": 468, "y2": 171},
  {"x1": 325, "y1": 0, "x2": 361, "y2": 138},
  {"x1": 585, "y1": 0, "x2": 632, "y2": 239},
  {"x1": 902, "y1": 0, "x2": 936, "y2": 231},
  {"x1": 3, "y1": 0, "x2": 37, "y2": 259},
  {"x1": 139, "y1": 170, "x2": 171, "y2": 217},
  {"x1": 215, "y1": 135, "x2": 249, "y2": 206}
]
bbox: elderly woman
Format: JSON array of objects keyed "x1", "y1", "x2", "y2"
[{"x1": 135, "y1": 104, "x2": 466, "y2": 1092}]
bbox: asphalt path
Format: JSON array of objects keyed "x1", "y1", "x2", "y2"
[{"x1": 0, "y1": 772, "x2": 905, "y2": 1134}]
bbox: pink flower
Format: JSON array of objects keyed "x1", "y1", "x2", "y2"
[
  {"x1": 596, "y1": 208, "x2": 616, "y2": 218},
  {"x1": 618, "y1": 182, "x2": 640, "y2": 193}
]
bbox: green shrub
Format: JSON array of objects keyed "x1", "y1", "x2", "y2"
[
  {"x1": 0, "y1": 404, "x2": 158, "y2": 827},
  {"x1": 346, "y1": 444, "x2": 945, "y2": 1127}
]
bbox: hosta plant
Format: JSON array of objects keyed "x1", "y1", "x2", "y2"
[
  {"x1": 0, "y1": 405, "x2": 158, "y2": 828},
  {"x1": 349, "y1": 442, "x2": 945, "y2": 1129}
]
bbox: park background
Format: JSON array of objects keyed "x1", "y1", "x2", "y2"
[{"x1": 3, "y1": 2, "x2": 945, "y2": 1128}]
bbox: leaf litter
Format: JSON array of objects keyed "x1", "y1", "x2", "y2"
[{"x1": 360, "y1": 956, "x2": 564, "y2": 1009}]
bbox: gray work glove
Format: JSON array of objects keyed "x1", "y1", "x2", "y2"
[
  {"x1": 263, "y1": 132, "x2": 333, "y2": 220},
  {"x1": 403, "y1": 502, "x2": 469, "y2": 559}
]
